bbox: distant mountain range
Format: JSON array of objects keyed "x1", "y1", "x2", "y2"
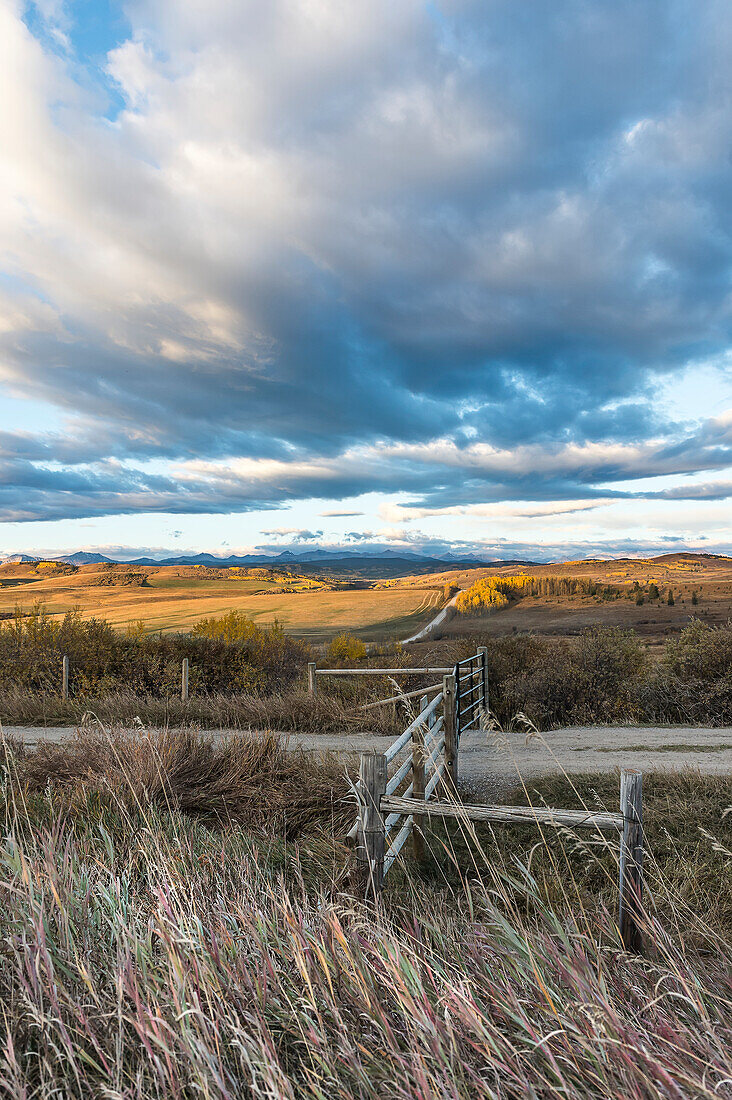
[
  {"x1": 0, "y1": 548, "x2": 537, "y2": 570},
  {"x1": 2, "y1": 551, "x2": 117, "y2": 565}
]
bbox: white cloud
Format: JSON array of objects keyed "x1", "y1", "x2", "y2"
[{"x1": 0, "y1": 0, "x2": 731, "y2": 555}]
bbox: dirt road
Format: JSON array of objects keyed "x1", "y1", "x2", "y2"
[
  {"x1": 400, "y1": 590, "x2": 460, "y2": 643},
  {"x1": 9, "y1": 723, "x2": 732, "y2": 799}
]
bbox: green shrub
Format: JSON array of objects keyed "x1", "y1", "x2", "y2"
[
  {"x1": 462, "y1": 622, "x2": 732, "y2": 728},
  {"x1": 0, "y1": 604, "x2": 310, "y2": 697}
]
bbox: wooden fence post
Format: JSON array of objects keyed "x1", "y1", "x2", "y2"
[
  {"x1": 181, "y1": 658, "x2": 189, "y2": 702},
  {"x1": 308, "y1": 662, "x2": 317, "y2": 696},
  {"x1": 478, "y1": 646, "x2": 488, "y2": 717},
  {"x1": 443, "y1": 673, "x2": 458, "y2": 792},
  {"x1": 412, "y1": 695, "x2": 427, "y2": 861},
  {"x1": 61, "y1": 655, "x2": 69, "y2": 700},
  {"x1": 357, "y1": 752, "x2": 387, "y2": 898},
  {"x1": 619, "y1": 769, "x2": 644, "y2": 953}
]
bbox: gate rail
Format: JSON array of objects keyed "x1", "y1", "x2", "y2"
[{"x1": 347, "y1": 644, "x2": 646, "y2": 953}]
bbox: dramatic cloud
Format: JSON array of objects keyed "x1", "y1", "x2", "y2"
[{"x1": 1, "y1": 0, "x2": 732, "y2": 539}]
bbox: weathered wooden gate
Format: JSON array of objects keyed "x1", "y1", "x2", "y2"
[{"x1": 343, "y1": 650, "x2": 646, "y2": 953}]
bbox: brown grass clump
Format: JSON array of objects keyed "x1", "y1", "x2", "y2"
[{"x1": 9, "y1": 725, "x2": 353, "y2": 839}]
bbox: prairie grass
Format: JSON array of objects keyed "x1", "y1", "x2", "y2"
[
  {"x1": 0, "y1": 685, "x2": 401, "y2": 734},
  {"x1": 1, "y1": 729, "x2": 731, "y2": 1098}
]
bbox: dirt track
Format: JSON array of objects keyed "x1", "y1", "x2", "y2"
[{"x1": 9, "y1": 724, "x2": 732, "y2": 800}]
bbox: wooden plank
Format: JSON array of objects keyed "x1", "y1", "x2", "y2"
[
  {"x1": 411, "y1": 695, "x2": 426, "y2": 862},
  {"x1": 357, "y1": 753, "x2": 387, "y2": 897},
  {"x1": 181, "y1": 657, "x2": 189, "y2": 702},
  {"x1": 61, "y1": 655, "x2": 69, "y2": 700},
  {"x1": 384, "y1": 816, "x2": 414, "y2": 875},
  {"x1": 384, "y1": 692, "x2": 443, "y2": 763},
  {"x1": 384, "y1": 781, "x2": 413, "y2": 837},
  {"x1": 425, "y1": 734, "x2": 445, "y2": 773},
  {"x1": 315, "y1": 667, "x2": 452, "y2": 676},
  {"x1": 443, "y1": 673, "x2": 458, "y2": 790},
  {"x1": 424, "y1": 763, "x2": 445, "y2": 801},
  {"x1": 423, "y1": 713, "x2": 444, "y2": 748},
  {"x1": 619, "y1": 770, "x2": 644, "y2": 953},
  {"x1": 385, "y1": 753, "x2": 412, "y2": 796},
  {"x1": 359, "y1": 682, "x2": 442, "y2": 711},
  {"x1": 380, "y1": 795, "x2": 624, "y2": 832}
]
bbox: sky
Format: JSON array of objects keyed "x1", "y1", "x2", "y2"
[{"x1": 1, "y1": 0, "x2": 732, "y2": 563}]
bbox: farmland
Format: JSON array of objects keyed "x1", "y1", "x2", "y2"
[
  {"x1": 0, "y1": 560, "x2": 446, "y2": 641},
  {"x1": 1, "y1": 552, "x2": 732, "y2": 645}
]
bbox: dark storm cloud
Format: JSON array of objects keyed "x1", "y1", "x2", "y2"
[{"x1": 1, "y1": 0, "x2": 732, "y2": 521}]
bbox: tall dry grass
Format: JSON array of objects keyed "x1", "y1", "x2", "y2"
[
  {"x1": 0, "y1": 686, "x2": 402, "y2": 734},
  {"x1": 1, "y1": 727, "x2": 731, "y2": 1097}
]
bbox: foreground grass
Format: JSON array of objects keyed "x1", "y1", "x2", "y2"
[
  {"x1": 414, "y1": 769, "x2": 732, "y2": 943},
  {"x1": 1, "y1": 729, "x2": 731, "y2": 1098}
]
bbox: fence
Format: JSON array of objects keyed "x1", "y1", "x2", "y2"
[
  {"x1": 58, "y1": 655, "x2": 194, "y2": 702},
  {"x1": 342, "y1": 649, "x2": 646, "y2": 953}
]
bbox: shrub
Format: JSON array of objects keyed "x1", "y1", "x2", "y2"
[
  {"x1": 457, "y1": 621, "x2": 732, "y2": 729},
  {"x1": 192, "y1": 609, "x2": 267, "y2": 644},
  {"x1": 471, "y1": 627, "x2": 647, "y2": 729},
  {"x1": 662, "y1": 618, "x2": 732, "y2": 681},
  {"x1": 325, "y1": 632, "x2": 367, "y2": 664},
  {"x1": 0, "y1": 604, "x2": 311, "y2": 697}
]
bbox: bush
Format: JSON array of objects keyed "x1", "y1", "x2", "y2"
[
  {"x1": 0, "y1": 605, "x2": 311, "y2": 697},
  {"x1": 662, "y1": 618, "x2": 732, "y2": 681},
  {"x1": 460, "y1": 621, "x2": 732, "y2": 729},
  {"x1": 472, "y1": 627, "x2": 647, "y2": 729},
  {"x1": 325, "y1": 632, "x2": 367, "y2": 664}
]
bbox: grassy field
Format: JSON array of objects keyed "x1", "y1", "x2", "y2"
[
  {"x1": 0, "y1": 561, "x2": 445, "y2": 641},
  {"x1": 444, "y1": 552, "x2": 732, "y2": 643},
  {"x1": 2, "y1": 552, "x2": 732, "y2": 645},
  {"x1": 1, "y1": 727, "x2": 730, "y2": 1098}
]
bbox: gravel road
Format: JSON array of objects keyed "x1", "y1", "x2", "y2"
[
  {"x1": 400, "y1": 590, "x2": 460, "y2": 644},
  {"x1": 7, "y1": 723, "x2": 732, "y2": 800}
]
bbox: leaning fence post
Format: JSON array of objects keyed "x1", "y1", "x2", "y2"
[
  {"x1": 61, "y1": 655, "x2": 69, "y2": 700},
  {"x1": 443, "y1": 673, "x2": 458, "y2": 792},
  {"x1": 478, "y1": 646, "x2": 488, "y2": 717},
  {"x1": 307, "y1": 662, "x2": 317, "y2": 696},
  {"x1": 181, "y1": 657, "x2": 189, "y2": 702},
  {"x1": 357, "y1": 752, "x2": 387, "y2": 898},
  {"x1": 412, "y1": 695, "x2": 427, "y2": 861},
  {"x1": 619, "y1": 769, "x2": 644, "y2": 953}
]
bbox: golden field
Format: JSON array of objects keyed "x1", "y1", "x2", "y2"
[
  {"x1": 2, "y1": 551, "x2": 731, "y2": 645},
  {"x1": 0, "y1": 561, "x2": 446, "y2": 641}
]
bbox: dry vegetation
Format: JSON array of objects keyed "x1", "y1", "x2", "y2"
[
  {"x1": 0, "y1": 560, "x2": 446, "y2": 640},
  {"x1": 1, "y1": 601, "x2": 732, "y2": 731},
  {"x1": 1, "y1": 726, "x2": 731, "y2": 1097},
  {"x1": 447, "y1": 552, "x2": 732, "y2": 643},
  {"x1": 4, "y1": 551, "x2": 731, "y2": 647},
  {"x1": 420, "y1": 619, "x2": 732, "y2": 729}
]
